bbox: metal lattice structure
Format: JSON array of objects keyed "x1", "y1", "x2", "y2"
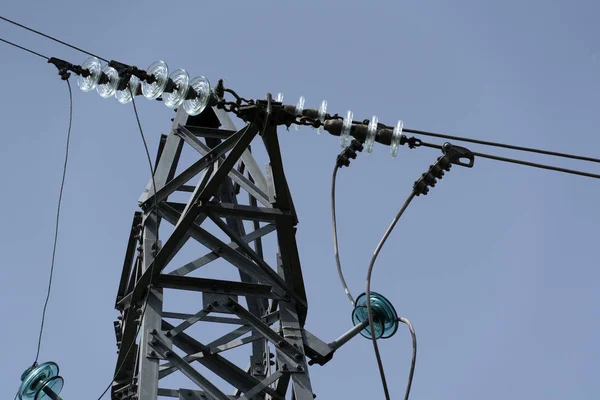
[{"x1": 112, "y1": 103, "x2": 348, "y2": 400}]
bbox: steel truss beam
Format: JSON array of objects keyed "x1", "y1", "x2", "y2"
[{"x1": 112, "y1": 103, "x2": 324, "y2": 400}]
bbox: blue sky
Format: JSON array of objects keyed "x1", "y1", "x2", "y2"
[{"x1": 1, "y1": 1, "x2": 598, "y2": 399}]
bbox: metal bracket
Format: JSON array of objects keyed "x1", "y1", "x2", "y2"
[{"x1": 442, "y1": 142, "x2": 475, "y2": 168}]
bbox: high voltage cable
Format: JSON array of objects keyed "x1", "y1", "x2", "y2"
[
  {"x1": 399, "y1": 317, "x2": 417, "y2": 400},
  {"x1": 96, "y1": 88, "x2": 160, "y2": 400},
  {"x1": 403, "y1": 127, "x2": 600, "y2": 164},
  {"x1": 365, "y1": 192, "x2": 416, "y2": 400},
  {"x1": 33, "y1": 79, "x2": 73, "y2": 365},
  {"x1": 1, "y1": 17, "x2": 599, "y2": 175},
  {"x1": 0, "y1": 37, "x2": 48, "y2": 60},
  {"x1": 331, "y1": 164, "x2": 356, "y2": 307},
  {"x1": 419, "y1": 141, "x2": 600, "y2": 179},
  {"x1": 0, "y1": 15, "x2": 108, "y2": 61}
]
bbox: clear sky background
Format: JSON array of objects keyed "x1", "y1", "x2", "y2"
[{"x1": 1, "y1": 1, "x2": 598, "y2": 399}]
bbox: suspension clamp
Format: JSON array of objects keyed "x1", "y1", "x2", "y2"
[{"x1": 413, "y1": 142, "x2": 474, "y2": 196}]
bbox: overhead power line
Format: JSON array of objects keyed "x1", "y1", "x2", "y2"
[
  {"x1": 0, "y1": 37, "x2": 48, "y2": 59},
  {"x1": 32, "y1": 79, "x2": 73, "y2": 367},
  {"x1": 419, "y1": 141, "x2": 600, "y2": 179},
  {"x1": 0, "y1": 15, "x2": 108, "y2": 61},
  {"x1": 1, "y1": 19, "x2": 599, "y2": 179},
  {"x1": 403, "y1": 127, "x2": 600, "y2": 164}
]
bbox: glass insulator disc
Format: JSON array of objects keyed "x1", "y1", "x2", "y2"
[
  {"x1": 19, "y1": 362, "x2": 59, "y2": 400},
  {"x1": 115, "y1": 75, "x2": 140, "y2": 104},
  {"x1": 352, "y1": 292, "x2": 399, "y2": 339},
  {"x1": 141, "y1": 60, "x2": 168, "y2": 100},
  {"x1": 96, "y1": 65, "x2": 119, "y2": 98},
  {"x1": 391, "y1": 120, "x2": 404, "y2": 158},
  {"x1": 163, "y1": 69, "x2": 190, "y2": 109},
  {"x1": 294, "y1": 96, "x2": 305, "y2": 131},
  {"x1": 340, "y1": 110, "x2": 353, "y2": 148},
  {"x1": 77, "y1": 57, "x2": 102, "y2": 92},
  {"x1": 365, "y1": 115, "x2": 378, "y2": 153},
  {"x1": 34, "y1": 376, "x2": 64, "y2": 400},
  {"x1": 182, "y1": 75, "x2": 210, "y2": 116},
  {"x1": 316, "y1": 100, "x2": 327, "y2": 135}
]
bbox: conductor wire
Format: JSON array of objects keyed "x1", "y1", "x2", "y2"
[
  {"x1": 0, "y1": 37, "x2": 48, "y2": 59},
  {"x1": 0, "y1": 15, "x2": 108, "y2": 61},
  {"x1": 365, "y1": 192, "x2": 416, "y2": 400},
  {"x1": 331, "y1": 164, "x2": 355, "y2": 307},
  {"x1": 33, "y1": 80, "x2": 73, "y2": 365},
  {"x1": 96, "y1": 89, "x2": 159, "y2": 400},
  {"x1": 418, "y1": 141, "x2": 600, "y2": 179},
  {"x1": 399, "y1": 317, "x2": 417, "y2": 400},
  {"x1": 402, "y1": 127, "x2": 600, "y2": 164}
]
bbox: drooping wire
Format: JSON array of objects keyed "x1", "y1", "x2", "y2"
[
  {"x1": 365, "y1": 192, "x2": 417, "y2": 400},
  {"x1": 130, "y1": 90, "x2": 160, "y2": 247},
  {"x1": 331, "y1": 165, "x2": 355, "y2": 307},
  {"x1": 96, "y1": 88, "x2": 160, "y2": 400},
  {"x1": 0, "y1": 37, "x2": 48, "y2": 60},
  {"x1": 0, "y1": 15, "x2": 108, "y2": 62},
  {"x1": 399, "y1": 317, "x2": 417, "y2": 400},
  {"x1": 32, "y1": 80, "x2": 73, "y2": 365}
]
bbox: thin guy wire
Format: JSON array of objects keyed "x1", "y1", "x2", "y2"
[
  {"x1": 0, "y1": 15, "x2": 108, "y2": 61},
  {"x1": 96, "y1": 89, "x2": 159, "y2": 400},
  {"x1": 0, "y1": 37, "x2": 48, "y2": 59},
  {"x1": 418, "y1": 141, "x2": 600, "y2": 179},
  {"x1": 402, "y1": 127, "x2": 600, "y2": 164},
  {"x1": 33, "y1": 80, "x2": 73, "y2": 365},
  {"x1": 331, "y1": 165, "x2": 355, "y2": 307},
  {"x1": 366, "y1": 192, "x2": 416, "y2": 400},
  {"x1": 399, "y1": 317, "x2": 417, "y2": 400}
]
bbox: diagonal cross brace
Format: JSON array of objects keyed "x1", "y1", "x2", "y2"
[
  {"x1": 167, "y1": 223, "x2": 276, "y2": 277},
  {"x1": 149, "y1": 334, "x2": 231, "y2": 400},
  {"x1": 140, "y1": 123, "x2": 255, "y2": 210},
  {"x1": 223, "y1": 297, "x2": 304, "y2": 362},
  {"x1": 176, "y1": 125, "x2": 271, "y2": 207}
]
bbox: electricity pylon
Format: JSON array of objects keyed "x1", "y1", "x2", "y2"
[{"x1": 112, "y1": 102, "x2": 345, "y2": 400}]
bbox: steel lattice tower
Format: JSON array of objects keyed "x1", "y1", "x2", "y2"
[{"x1": 112, "y1": 102, "x2": 348, "y2": 400}]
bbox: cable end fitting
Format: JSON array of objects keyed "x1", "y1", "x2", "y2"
[
  {"x1": 413, "y1": 142, "x2": 474, "y2": 196},
  {"x1": 336, "y1": 139, "x2": 364, "y2": 168}
]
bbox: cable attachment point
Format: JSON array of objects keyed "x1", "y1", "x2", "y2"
[
  {"x1": 406, "y1": 136, "x2": 422, "y2": 149},
  {"x1": 48, "y1": 57, "x2": 90, "y2": 80},
  {"x1": 413, "y1": 142, "x2": 474, "y2": 196},
  {"x1": 336, "y1": 139, "x2": 364, "y2": 168},
  {"x1": 442, "y1": 142, "x2": 475, "y2": 168}
]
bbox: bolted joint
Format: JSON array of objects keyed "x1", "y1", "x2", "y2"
[{"x1": 335, "y1": 139, "x2": 364, "y2": 168}]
